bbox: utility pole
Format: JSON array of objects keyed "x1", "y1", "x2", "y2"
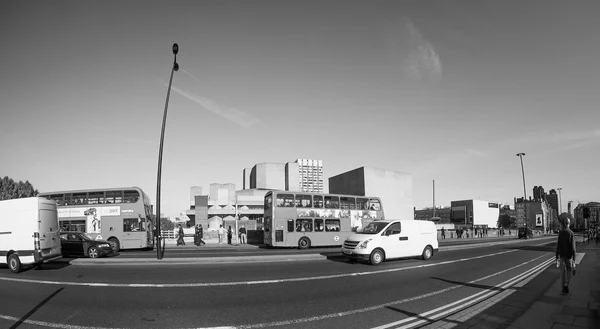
[
  {"x1": 516, "y1": 153, "x2": 528, "y2": 237},
  {"x1": 557, "y1": 188, "x2": 563, "y2": 215},
  {"x1": 432, "y1": 180, "x2": 436, "y2": 219}
]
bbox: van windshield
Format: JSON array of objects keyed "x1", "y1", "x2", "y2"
[{"x1": 358, "y1": 222, "x2": 389, "y2": 234}]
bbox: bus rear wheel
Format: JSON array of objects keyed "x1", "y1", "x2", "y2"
[
  {"x1": 108, "y1": 238, "x2": 120, "y2": 252},
  {"x1": 8, "y1": 254, "x2": 22, "y2": 273},
  {"x1": 298, "y1": 237, "x2": 311, "y2": 250}
]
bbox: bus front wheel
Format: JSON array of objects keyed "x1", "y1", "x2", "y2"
[
  {"x1": 298, "y1": 237, "x2": 311, "y2": 250},
  {"x1": 108, "y1": 238, "x2": 120, "y2": 252}
]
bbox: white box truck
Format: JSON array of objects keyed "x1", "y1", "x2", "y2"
[
  {"x1": 341, "y1": 219, "x2": 439, "y2": 265},
  {"x1": 0, "y1": 197, "x2": 62, "y2": 273}
]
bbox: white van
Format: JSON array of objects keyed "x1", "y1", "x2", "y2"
[
  {"x1": 341, "y1": 220, "x2": 439, "y2": 265},
  {"x1": 0, "y1": 197, "x2": 62, "y2": 273}
]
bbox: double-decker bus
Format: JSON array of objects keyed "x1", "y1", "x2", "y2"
[
  {"x1": 263, "y1": 190, "x2": 384, "y2": 249},
  {"x1": 38, "y1": 187, "x2": 154, "y2": 251}
]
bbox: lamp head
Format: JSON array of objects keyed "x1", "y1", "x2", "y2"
[
  {"x1": 174, "y1": 62, "x2": 179, "y2": 71},
  {"x1": 172, "y1": 43, "x2": 179, "y2": 55}
]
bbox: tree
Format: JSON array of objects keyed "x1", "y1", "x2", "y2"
[
  {"x1": 0, "y1": 176, "x2": 39, "y2": 200},
  {"x1": 497, "y1": 214, "x2": 516, "y2": 229}
]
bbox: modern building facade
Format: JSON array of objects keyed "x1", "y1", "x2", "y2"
[
  {"x1": 414, "y1": 207, "x2": 451, "y2": 222},
  {"x1": 296, "y1": 159, "x2": 324, "y2": 193},
  {"x1": 450, "y1": 200, "x2": 499, "y2": 229},
  {"x1": 328, "y1": 166, "x2": 413, "y2": 220}
]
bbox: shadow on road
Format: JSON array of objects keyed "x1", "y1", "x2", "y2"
[
  {"x1": 503, "y1": 244, "x2": 556, "y2": 252},
  {"x1": 10, "y1": 287, "x2": 64, "y2": 329},
  {"x1": 431, "y1": 276, "x2": 504, "y2": 292}
]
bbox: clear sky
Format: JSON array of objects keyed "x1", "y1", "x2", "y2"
[{"x1": 1, "y1": 1, "x2": 599, "y2": 218}]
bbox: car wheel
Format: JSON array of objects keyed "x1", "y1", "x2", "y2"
[
  {"x1": 421, "y1": 246, "x2": 433, "y2": 260},
  {"x1": 369, "y1": 249, "x2": 384, "y2": 266},
  {"x1": 298, "y1": 237, "x2": 311, "y2": 250},
  {"x1": 8, "y1": 254, "x2": 22, "y2": 273},
  {"x1": 108, "y1": 238, "x2": 120, "y2": 252},
  {"x1": 88, "y1": 246, "x2": 100, "y2": 258}
]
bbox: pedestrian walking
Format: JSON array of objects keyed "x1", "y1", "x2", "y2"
[
  {"x1": 218, "y1": 224, "x2": 225, "y2": 244},
  {"x1": 227, "y1": 226, "x2": 233, "y2": 245},
  {"x1": 556, "y1": 217, "x2": 577, "y2": 295},
  {"x1": 194, "y1": 224, "x2": 205, "y2": 246},
  {"x1": 176, "y1": 224, "x2": 185, "y2": 246},
  {"x1": 441, "y1": 227, "x2": 446, "y2": 239},
  {"x1": 239, "y1": 225, "x2": 247, "y2": 244}
]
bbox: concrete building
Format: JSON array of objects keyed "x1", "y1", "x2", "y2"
[
  {"x1": 296, "y1": 159, "x2": 324, "y2": 193},
  {"x1": 186, "y1": 183, "x2": 267, "y2": 231},
  {"x1": 244, "y1": 160, "x2": 309, "y2": 192},
  {"x1": 450, "y1": 200, "x2": 499, "y2": 229},
  {"x1": 328, "y1": 166, "x2": 413, "y2": 220}
]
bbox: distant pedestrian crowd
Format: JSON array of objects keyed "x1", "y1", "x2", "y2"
[{"x1": 439, "y1": 227, "x2": 490, "y2": 239}]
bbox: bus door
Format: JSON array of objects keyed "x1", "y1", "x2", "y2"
[{"x1": 122, "y1": 217, "x2": 143, "y2": 248}]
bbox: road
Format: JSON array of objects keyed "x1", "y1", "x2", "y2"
[{"x1": 0, "y1": 236, "x2": 559, "y2": 329}]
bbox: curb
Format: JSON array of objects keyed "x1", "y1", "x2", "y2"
[{"x1": 66, "y1": 253, "x2": 326, "y2": 265}]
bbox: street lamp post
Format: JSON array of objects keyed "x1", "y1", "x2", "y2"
[
  {"x1": 516, "y1": 153, "x2": 528, "y2": 237},
  {"x1": 557, "y1": 187, "x2": 563, "y2": 215},
  {"x1": 156, "y1": 43, "x2": 179, "y2": 260}
]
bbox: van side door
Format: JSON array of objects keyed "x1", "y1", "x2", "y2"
[{"x1": 382, "y1": 222, "x2": 404, "y2": 259}]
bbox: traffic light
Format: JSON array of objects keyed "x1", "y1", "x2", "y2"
[{"x1": 583, "y1": 207, "x2": 590, "y2": 219}]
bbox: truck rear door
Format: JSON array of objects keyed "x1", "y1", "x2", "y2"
[{"x1": 38, "y1": 203, "x2": 61, "y2": 258}]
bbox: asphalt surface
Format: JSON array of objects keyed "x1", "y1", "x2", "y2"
[{"x1": 0, "y1": 236, "x2": 559, "y2": 329}]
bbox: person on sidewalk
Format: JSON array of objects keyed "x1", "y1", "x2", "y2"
[
  {"x1": 441, "y1": 227, "x2": 446, "y2": 239},
  {"x1": 218, "y1": 224, "x2": 225, "y2": 244},
  {"x1": 556, "y1": 216, "x2": 576, "y2": 295},
  {"x1": 239, "y1": 225, "x2": 247, "y2": 244},
  {"x1": 177, "y1": 224, "x2": 185, "y2": 246},
  {"x1": 227, "y1": 226, "x2": 233, "y2": 245}
]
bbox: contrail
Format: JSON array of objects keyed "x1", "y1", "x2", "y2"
[
  {"x1": 405, "y1": 19, "x2": 442, "y2": 83},
  {"x1": 169, "y1": 85, "x2": 261, "y2": 128},
  {"x1": 180, "y1": 68, "x2": 202, "y2": 82}
]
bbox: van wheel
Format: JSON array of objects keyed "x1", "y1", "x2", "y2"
[
  {"x1": 8, "y1": 254, "x2": 22, "y2": 273},
  {"x1": 88, "y1": 246, "x2": 99, "y2": 258},
  {"x1": 298, "y1": 237, "x2": 311, "y2": 249},
  {"x1": 369, "y1": 249, "x2": 384, "y2": 266},
  {"x1": 108, "y1": 238, "x2": 120, "y2": 252},
  {"x1": 422, "y1": 246, "x2": 433, "y2": 260}
]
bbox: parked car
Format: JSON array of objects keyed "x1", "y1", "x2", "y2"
[
  {"x1": 518, "y1": 227, "x2": 533, "y2": 239},
  {"x1": 60, "y1": 232, "x2": 116, "y2": 258}
]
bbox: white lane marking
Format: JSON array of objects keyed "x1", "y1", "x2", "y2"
[
  {"x1": 0, "y1": 253, "x2": 552, "y2": 329},
  {"x1": 0, "y1": 250, "x2": 520, "y2": 288},
  {"x1": 372, "y1": 257, "x2": 555, "y2": 329}
]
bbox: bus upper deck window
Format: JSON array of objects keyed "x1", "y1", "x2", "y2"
[
  {"x1": 324, "y1": 196, "x2": 339, "y2": 209},
  {"x1": 296, "y1": 195, "x2": 312, "y2": 208},
  {"x1": 124, "y1": 190, "x2": 140, "y2": 203},
  {"x1": 313, "y1": 196, "x2": 323, "y2": 208}
]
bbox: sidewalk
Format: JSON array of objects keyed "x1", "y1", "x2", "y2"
[{"x1": 507, "y1": 238, "x2": 600, "y2": 329}]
